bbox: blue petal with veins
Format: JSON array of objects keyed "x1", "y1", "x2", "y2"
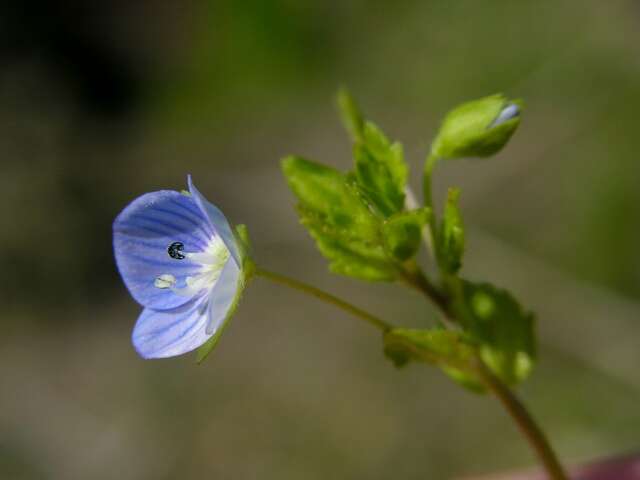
[
  {"x1": 132, "y1": 293, "x2": 211, "y2": 358},
  {"x1": 113, "y1": 190, "x2": 213, "y2": 310}
]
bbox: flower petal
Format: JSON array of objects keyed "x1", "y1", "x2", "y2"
[
  {"x1": 188, "y1": 175, "x2": 241, "y2": 267},
  {"x1": 205, "y1": 254, "x2": 241, "y2": 335},
  {"x1": 132, "y1": 294, "x2": 212, "y2": 359},
  {"x1": 113, "y1": 190, "x2": 213, "y2": 310}
]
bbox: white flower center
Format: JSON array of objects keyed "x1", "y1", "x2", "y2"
[{"x1": 154, "y1": 235, "x2": 230, "y2": 297}]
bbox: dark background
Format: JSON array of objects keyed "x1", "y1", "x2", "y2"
[{"x1": 2, "y1": 1, "x2": 640, "y2": 479}]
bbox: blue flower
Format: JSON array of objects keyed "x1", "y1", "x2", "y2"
[{"x1": 113, "y1": 176, "x2": 245, "y2": 359}]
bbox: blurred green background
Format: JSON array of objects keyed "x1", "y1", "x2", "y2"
[{"x1": 2, "y1": 1, "x2": 640, "y2": 479}]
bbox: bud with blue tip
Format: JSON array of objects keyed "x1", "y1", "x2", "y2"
[{"x1": 431, "y1": 94, "x2": 523, "y2": 160}]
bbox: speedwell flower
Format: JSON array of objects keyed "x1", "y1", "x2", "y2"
[{"x1": 113, "y1": 176, "x2": 245, "y2": 359}]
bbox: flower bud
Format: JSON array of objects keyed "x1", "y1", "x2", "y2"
[{"x1": 431, "y1": 94, "x2": 523, "y2": 159}]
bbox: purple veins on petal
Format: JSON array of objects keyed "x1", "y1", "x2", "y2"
[
  {"x1": 132, "y1": 294, "x2": 212, "y2": 359},
  {"x1": 129, "y1": 245, "x2": 241, "y2": 359},
  {"x1": 113, "y1": 190, "x2": 216, "y2": 310},
  {"x1": 114, "y1": 176, "x2": 244, "y2": 359}
]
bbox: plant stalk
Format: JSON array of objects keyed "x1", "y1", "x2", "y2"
[
  {"x1": 255, "y1": 267, "x2": 568, "y2": 479},
  {"x1": 254, "y1": 267, "x2": 392, "y2": 332},
  {"x1": 474, "y1": 359, "x2": 569, "y2": 480},
  {"x1": 422, "y1": 151, "x2": 439, "y2": 214},
  {"x1": 420, "y1": 148, "x2": 568, "y2": 479},
  {"x1": 422, "y1": 152, "x2": 440, "y2": 252},
  {"x1": 408, "y1": 270, "x2": 569, "y2": 480}
]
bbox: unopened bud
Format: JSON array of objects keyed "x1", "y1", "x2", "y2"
[{"x1": 431, "y1": 94, "x2": 523, "y2": 159}]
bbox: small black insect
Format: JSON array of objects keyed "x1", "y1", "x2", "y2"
[{"x1": 167, "y1": 242, "x2": 186, "y2": 260}]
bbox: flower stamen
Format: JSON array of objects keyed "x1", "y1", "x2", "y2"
[
  {"x1": 155, "y1": 235, "x2": 230, "y2": 296},
  {"x1": 154, "y1": 274, "x2": 177, "y2": 289}
]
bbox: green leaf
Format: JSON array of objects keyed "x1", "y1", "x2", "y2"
[
  {"x1": 303, "y1": 213, "x2": 396, "y2": 280},
  {"x1": 383, "y1": 328, "x2": 474, "y2": 366},
  {"x1": 338, "y1": 89, "x2": 408, "y2": 218},
  {"x1": 383, "y1": 328, "x2": 485, "y2": 391},
  {"x1": 437, "y1": 188, "x2": 465, "y2": 274},
  {"x1": 282, "y1": 155, "x2": 397, "y2": 281},
  {"x1": 282, "y1": 156, "x2": 377, "y2": 236},
  {"x1": 455, "y1": 280, "x2": 536, "y2": 385},
  {"x1": 353, "y1": 127, "x2": 407, "y2": 217},
  {"x1": 337, "y1": 88, "x2": 365, "y2": 142},
  {"x1": 382, "y1": 208, "x2": 430, "y2": 261},
  {"x1": 439, "y1": 365, "x2": 486, "y2": 393}
]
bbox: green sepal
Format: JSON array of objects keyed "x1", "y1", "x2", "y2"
[
  {"x1": 353, "y1": 122, "x2": 407, "y2": 217},
  {"x1": 382, "y1": 208, "x2": 430, "y2": 261},
  {"x1": 195, "y1": 225, "x2": 254, "y2": 364},
  {"x1": 432, "y1": 94, "x2": 523, "y2": 159},
  {"x1": 383, "y1": 328, "x2": 485, "y2": 391},
  {"x1": 436, "y1": 188, "x2": 465, "y2": 274},
  {"x1": 337, "y1": 87, "x2": 365, "y2": 142},
  {"x1": 453, "y1": 279, "x2": 536, "y2": 385},
  {"x1": 282, "y1": 155, "x2": 397, "y2": 282},
  {"x1": 234, "y1": 224, "x2": 252, "y2": 264}
]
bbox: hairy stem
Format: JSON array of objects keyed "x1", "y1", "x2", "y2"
[
  {"x1": 254, "y1": 266, "x2": 567, "y2": 478},
  {"x1": 420, "y1": 147, "x2": 568, "y2": 478},
  {"x1": 401, "y1": 265, "x2": 450, "y2": 314},
  {"x1": 422, "y1": 152, "x2": 440, "y2": 254},
  {"x1": 407, "y1": 269, "x2": 569, "y2": 480},
  {"x1": 254, "y1": 267, "x2": 392, "y2": 332},
  {"x1": 474, "y1": 359, "x2": 569, "y2": 480},
  {"x1": 422, "y1": 151, "x2": 440, "y2": 214}
]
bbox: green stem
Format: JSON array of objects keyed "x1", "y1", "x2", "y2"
[
  {"x1": 407, "y1": 269, "x2": 569, "y2": 480},
  {"x1": 422, "y1": 151, "x2": 440, "y2": 214},
  {"x1": 474, "y1": 359, "x2": 569, "y2": 480},
  {"x1": 401, "y1": 264, "x2": 450, "y2": 315},
  {"x1": 419, "y1": 147, "x2": 567, "y2": 478},
  {"x1": 254, "y1": 265, "x2": 567, "y2": 478},
  {"x1": 422, "y1": 151, "x2": 441, "y2": 267},
  {"x1": 254, "y1": 267, "x2": 392, "y2": 332}
]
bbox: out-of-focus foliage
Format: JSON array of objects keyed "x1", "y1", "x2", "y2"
[
  {"x1": 286, "y1": 85, "x2": 536, "y2": 394},
  {"x1": 282, "y1": 91, "x2": 423, "y2": 281},
  {"x1": 352, "y1": 122, "x2": 407, "y2": 218},
  {"x1": 382, "y1": 208, "x2": 430, "y2": 262},
  {"x1": 456, "y1": 280, "x2": 536, "y2": 386}
]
